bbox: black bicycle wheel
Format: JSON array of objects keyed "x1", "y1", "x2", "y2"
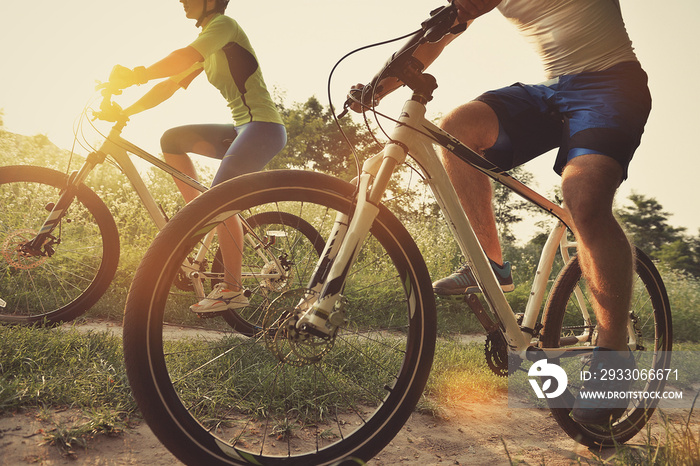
[
  {"x1": 0, "y1": 165, "x2": 119, "y2": 325},
  {"x1": 219, "y1": 211, "x2": 326, "y2": 335},
  {"x1": 123, "y1": 170, "x2": 437, "y2": 465},
  {"x1": 540, "y1": 247, "x2": 672, "y2": 447}
]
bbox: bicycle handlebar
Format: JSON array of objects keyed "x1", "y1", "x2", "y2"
[
  {"x1": 341, "y1": 3, "x2": 464, "y2": 116},
  {"x1": 92, "y1": 82, "x2": 129, "y2": 126}
]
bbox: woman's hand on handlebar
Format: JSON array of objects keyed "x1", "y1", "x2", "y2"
[
  {"x1": 108, "y1": 64, "x2": 148, "y2": 90},
  {"x1": 92, "y1": 97, "x2": 128, "y2": 123}
]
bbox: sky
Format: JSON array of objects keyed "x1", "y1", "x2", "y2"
[{"x1": 1, "y1": 0, "x2": 699, "y2": 238}]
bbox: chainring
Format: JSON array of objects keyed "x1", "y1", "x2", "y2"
[{"x1": 484, "y1": 330, "x2": 510, "y2": 377}]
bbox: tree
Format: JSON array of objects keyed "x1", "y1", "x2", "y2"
[
  {"x1": 269, "y1": 96, "x2": 381, "y2": 181},
  {"x1": 616, "y1": 193, "x2": 685, "y2": 255},
  {"x1": 270, "y1": 96, "x2": 432, "y2": 221},
  {"x1": 656, "y1": 239, "x2": 700, "y2": 277},
  {"x1": 616, "y1": 193, "x2": 700, "y2": 277}
]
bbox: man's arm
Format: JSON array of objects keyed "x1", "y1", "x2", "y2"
[
  {"x1": 453, "y1": 0, "x2": 501, "y2": 21},
  {"x1": 411, "y1": 0, "x2": 501, "y2": 69},
  {"x1": 351, "y1": 0, "x2": 500, "y2": 109}
]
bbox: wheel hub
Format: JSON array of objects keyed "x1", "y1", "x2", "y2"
[
  {"x1": 262, "y1": 289, "x2": 334, "y2": 366},
  {"x1": 260, "y1": 258, "x2": 292, "y2": 292}
]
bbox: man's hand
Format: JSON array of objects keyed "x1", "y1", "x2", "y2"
[
  {"x1": 453, "y1": 0, "x2": 501, "y2": 21},
  {"x1": 347, "y1": 83, "x2": 373, "y2": 113}
]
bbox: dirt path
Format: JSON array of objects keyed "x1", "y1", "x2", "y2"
[
  {"x1": 5, "y1": 400, "x2": 694, "y2": 466},
  {"x1": 1, "y1": 320, "x2": 696, "y2": 465}
]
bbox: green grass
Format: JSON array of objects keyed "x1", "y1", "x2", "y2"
[
  {"x1": 424, "y1": 339, "x2": 508, "y2": 407},
  {"x1": 1, "y1": 316, "x2": 699, "y2": 463},
  {"x1": 0, "y1": 325, "x2": 133, "y2": 413}
]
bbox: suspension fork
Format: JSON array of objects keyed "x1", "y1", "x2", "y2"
[
  {"x1": 23, "y1": 151, "x2": 106, "y2": 257},
  {"x1": 295, "y1": 145, "x2": 405, "y2": 337}
]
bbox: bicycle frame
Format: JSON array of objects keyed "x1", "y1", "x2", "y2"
[
  {"x1": 25, "y1": 119, "x2": 288, "y2": 296},
  {"x1": 298, "y1": 96, "x2": 587, "y2": 353}
]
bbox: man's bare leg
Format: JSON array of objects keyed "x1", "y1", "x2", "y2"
[
  {"x1": 439, "y1": 101, "x2": 503, "y2": 264},
  {"x1": 561, "y1": 154, "x2": 633, "y2": 351}
]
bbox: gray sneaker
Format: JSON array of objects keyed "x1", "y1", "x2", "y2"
[
  {"x1": 433, "y1": 260, "x2": 514, "y2": 295},
  {"x1": 571, "y1": 348, "x2": 636, "y2": 425}
]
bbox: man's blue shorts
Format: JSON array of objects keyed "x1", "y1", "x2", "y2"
[{"x1": 475, "y1": 61, "x2": 652, "y2": 179}]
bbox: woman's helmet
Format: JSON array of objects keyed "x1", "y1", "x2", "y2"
[
  {"x1": 214, "y1": 0, "x2": 229, "y2": 13},
  {"x1": 197, "y1": 0, "x2": 230, "y2": 27}
]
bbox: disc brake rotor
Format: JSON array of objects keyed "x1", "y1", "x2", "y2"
[{"x1": 2, "y1": 229, "x2": 48, "y2": 270}]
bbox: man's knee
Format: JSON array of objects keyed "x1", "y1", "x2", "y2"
[
  {"x1": 439, "y1": 101, "x2": 500, "y2": 155},
  {"x1": 562, "y1": 154, "x2": 624, "y2": 228}
]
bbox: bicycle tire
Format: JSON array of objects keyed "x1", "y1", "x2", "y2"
[
  {"x1": 220, "y1": 211, "x2": 326, "y2": 335},
  {"x1": 123, "y1": 170, "x2": 437, "y2": 465},
  {"x1": 0, "y1": 165, "x2": 119, "y2": 325},
  {"x1": 540, "y1": 247, "x2": 672, "y2": 447}
]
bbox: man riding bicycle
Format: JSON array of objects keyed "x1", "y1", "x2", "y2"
[{"x1": 353, "y1": 0, "x2": 650, "y2": 425}]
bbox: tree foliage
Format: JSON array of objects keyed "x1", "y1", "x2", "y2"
[
  {"x1": 616, "y1": 194, "x2": 685, "y2": 253},
  {"x1": 3, "y1": 100, "x2": 699, "y2": 281},
  {"x1": 616, "y1": 193, "x2": 700, "y2": 278},
  {"x1": 269, "y1": 96, "x2": 381, "y2": 181},
  {"x1": 492, "y1": 167, "x2": 543, "y2": 243}
]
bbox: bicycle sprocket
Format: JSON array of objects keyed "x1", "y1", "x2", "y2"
[{"x1": 484, "y1": 330, "x2": 509, "y2": 377}]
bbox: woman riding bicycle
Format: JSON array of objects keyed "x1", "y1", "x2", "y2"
[{"x1": 108, "y1": 0, "x2": 287, "y2": 314}]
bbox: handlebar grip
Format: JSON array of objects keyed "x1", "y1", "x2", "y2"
[
  {"x1": 422, "y1": 3, "x2": 459, "y2": 42},
  {"x1": 365, "y1": 4, "x2": 459, "y2": 91}
]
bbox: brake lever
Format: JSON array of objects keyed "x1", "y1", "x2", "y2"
[
  {"x1": 338, "y1": 85, "x2": 379, "y2": 118},
  {"x1": 337, "y1": 105, "x2": 350, "y2": 119}
]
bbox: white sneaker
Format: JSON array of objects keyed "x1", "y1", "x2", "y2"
[{"x1": 190, "y1": 283, "x2": 249, "y2": 314}]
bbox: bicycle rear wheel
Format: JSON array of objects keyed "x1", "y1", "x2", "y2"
[
  {"x1": 123, "y1": 170, "x2": 437, "y2": 465},
  {"x1": 540, "y1": 247, "x2": 672, "y2": 447},
  {"x1": 0, "y1": 165, "x2": 119, "y2": 325},
  {"x1": 219, "y1": 211, "x2": 326, "y2": 335}
]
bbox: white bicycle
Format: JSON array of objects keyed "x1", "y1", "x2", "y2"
[{"x1": 122, "y1": 4, "x2": 672, "y2": 465}]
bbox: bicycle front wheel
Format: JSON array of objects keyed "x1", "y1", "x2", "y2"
[
  {"x1": 540, "y1": 247, "x2": 672, "y2": 447},
  {"x1": 123, "y1": 170, "x2": 437, "y2": 465},
  {"x1": 0, "y1": 165, "x2": 119, "y2": 325}
]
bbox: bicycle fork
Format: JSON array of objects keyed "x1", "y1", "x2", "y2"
[
  {"x1": 21, "y1": 152, "x2": 106, "y2": 259},
  {"x1": 295, "y1": 135, "x2": 409, "y2": 338}
]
